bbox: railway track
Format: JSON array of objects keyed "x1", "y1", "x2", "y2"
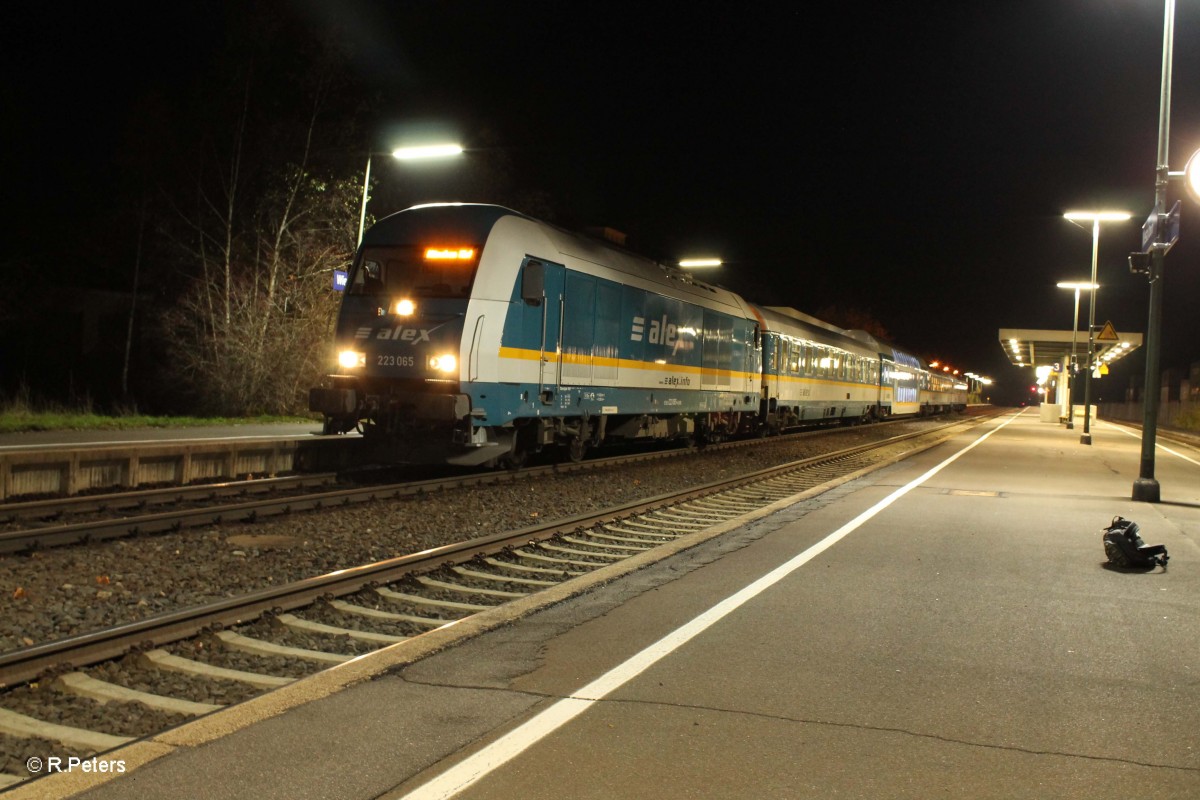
[
  {"x1": 0, "y1": 412, "x2": 995, "y2": 789},
  {"x1": 0, "y1": 473, "x2": 347, "y2": 554},
  {"x1": 0, "y1": 417, "x2": 923, "y2": 556}
]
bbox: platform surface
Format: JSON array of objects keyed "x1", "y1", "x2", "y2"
[{"x1": 23, "y1": 409, "x2": 1200, "y2": 799}]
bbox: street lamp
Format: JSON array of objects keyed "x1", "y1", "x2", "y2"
[
  {"x1": 1056, "y1": 280, "x2": 1099, "y2": 430},
  {"x1": 1063, "y1": 210, "x2": 1131, "y2": 445},
  {"x1": 357, "y1": 143, "x2": 464, "y2": 246}
]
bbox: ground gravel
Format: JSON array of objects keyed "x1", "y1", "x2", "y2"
[{"x1": 0, "y1": 417, "x2": 966, "y2": 655}]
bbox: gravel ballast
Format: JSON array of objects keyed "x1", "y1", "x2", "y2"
[{"x1": 0, "y1": 418, "x2": 968, "y2": 655}]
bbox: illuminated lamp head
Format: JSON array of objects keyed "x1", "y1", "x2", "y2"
[
  {"x1": 337, "y1": 350, "x2": 365, "y2": 369},
  {"x1": 395, "y1": 298, "x2": 416, "y2": 316},
  {"x1": 1184, "y1": 148, "x2": 1200, "y2": 204},
  {"x1": 428, "y1": 353, "x2": 457, "y2": 373}
]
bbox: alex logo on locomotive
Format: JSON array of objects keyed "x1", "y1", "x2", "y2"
[
  {"x1": 632, "y1": 314, "x2": 686, "y2": 345},
  {"x1": 630, "y1": 314, "x2": 695, "y2": 356},
  {"x1": 355, "y1": 325, "x2": 433, "y2": 343}
]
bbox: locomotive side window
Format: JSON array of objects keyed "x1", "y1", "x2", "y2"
[
  {"x1": 348, "y1": 245, "x2": 479, "y2": 298},
  {"x1": 522, "y1": 259, "x2": 544, "y2": 305}
]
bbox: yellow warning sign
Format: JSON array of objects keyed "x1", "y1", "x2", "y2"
[{"x1": 1096, "y1": 320, "x2": 1119, "y2": 342}]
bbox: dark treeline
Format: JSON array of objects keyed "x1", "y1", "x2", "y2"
[{"x1": 1, "y1": 3, "x2": 549, "y2": 416}]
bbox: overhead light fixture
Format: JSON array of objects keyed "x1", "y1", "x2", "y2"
[{"x1": 392, "y1": 144, "x2": 464, "y2": 160}]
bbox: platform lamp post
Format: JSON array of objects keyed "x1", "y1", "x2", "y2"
[
  {"x1": 1056, "y1": 280, "x2": 1099, "y2": 430},
  {"x1": 1131, "y1": 0, "x2": 1182, "y2": 502},
  {"x1": 357, "y1": 143, "x2": 464, "y2": 246},
  {"x1": 1063, "y1": 211, "x2": 1131, "y2": 445}
]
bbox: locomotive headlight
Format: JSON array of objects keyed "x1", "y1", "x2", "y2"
[
  {"x1": 428, "y1": 353, "x2": 457, "y2": 373},
  {"x1": 337, "y1": 349, "x2": 366, "y2": 369},
  {"x1": 395, "y1": 298, "x2": 416, "y2": 316}
]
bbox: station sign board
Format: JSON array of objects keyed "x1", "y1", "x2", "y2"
[{"x1": 1141, "y1": 200, "x2": 1181, "y2": 254}]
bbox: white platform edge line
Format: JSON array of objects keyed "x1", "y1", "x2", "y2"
[{"x1": 396, "y1": 410, "x2": 1024, "y2": 799}]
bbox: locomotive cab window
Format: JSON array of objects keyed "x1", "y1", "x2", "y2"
[{"x1": 348, "y1": 245, "x2": 479, "y2": 298}]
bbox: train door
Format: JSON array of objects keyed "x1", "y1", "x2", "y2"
[
  {"x1": 520, "y1": 257, "x2": 565, "y2": 402},
  {"x1": 879, "y1": 356, "x2": 894, "y2": 414},
  {"x1": 561, "y1": 271, "x2": 596, "y2": 386},
  {"x1": 873, "y1": 356, "x2": 885, "y2": 412}
]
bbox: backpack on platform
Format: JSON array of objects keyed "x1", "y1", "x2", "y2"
[{"x1": 1102, "y1": 516, "x2": 1169, "y2": 570}]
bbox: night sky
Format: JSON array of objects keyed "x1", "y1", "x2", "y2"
[{"x1": 6, "y1": 0, "x2": 1200, "y2": 405}]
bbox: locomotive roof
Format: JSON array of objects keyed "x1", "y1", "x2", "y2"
[
  {"x1": 368, "y1": 203, "x2": 755, "y2": 317},
  {"x1": 536, "y1": 221, "x2": 744, "y2": 308},
  {"x1": 366, "y1": 203, "x2": 528, "y2": 246}
]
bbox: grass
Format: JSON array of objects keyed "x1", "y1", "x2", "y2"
[{"x1": 0, "y1": 385, "x2": 314, "y2": 433}]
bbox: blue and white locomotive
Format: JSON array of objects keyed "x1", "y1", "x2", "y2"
[{"x1": 309, "y1": 203, "x2": 965, "y2": 466}]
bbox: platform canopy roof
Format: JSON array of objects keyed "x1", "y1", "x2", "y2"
[{"x1": 998, "y1": 327, "x2": 1142, "y2": 371}]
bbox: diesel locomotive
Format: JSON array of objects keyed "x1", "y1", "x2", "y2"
[{"x1": 309, "y1": 203, "x2": 966, "y2": 466}]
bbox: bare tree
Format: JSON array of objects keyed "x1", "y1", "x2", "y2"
[{"x1": 154, "y1": 33, "x2": 362, "y2": 415}]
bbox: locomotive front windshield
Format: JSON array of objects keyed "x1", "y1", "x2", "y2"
[{"x1": 348, "y1": 245, "x2": 479, "y2": 298}]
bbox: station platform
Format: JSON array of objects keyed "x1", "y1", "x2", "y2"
[
  {"x1": 0, "y1": 422, "x2": 325, "y2": 451},
  {"x1": 15, "y1": 409, "x2": 1200, "y2": 800}
]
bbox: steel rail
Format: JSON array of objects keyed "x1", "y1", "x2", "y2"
[
  {"x1": 0, "y1": 417, "x2": 931, "y2": 555},
  {"x1": 0, "y1": 473, "x2": 341, "y2": 523}
]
